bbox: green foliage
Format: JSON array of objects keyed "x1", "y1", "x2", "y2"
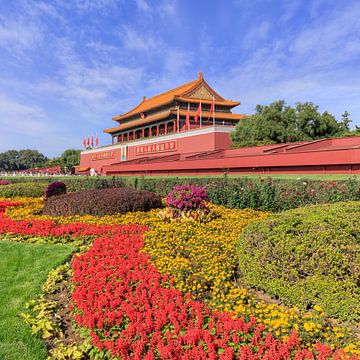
[
  {"x1": 0, "y1": 149, "x2": 48, "y2": 171},
  {"x1": 231, "y1": 101, "x2": 352, "y2": 148},
  {"x1": 341, "y1": 111, "x2": 351, "y2": 131},
  {"x1": 132, "y1": 177, "x2": 360, "y2": 212},
  {"x1": 0, "y1": 182, "x2": 45, "y2": 197},
  {"x1": 23, "y1": 262, "x2": 90, "y2": 359},
  {"x1": 46, "y1": 149, "x2": 81, "y2": 170},
  {"x1": 1, "y1": 176, "x2": 360, "y2": 211},
  {"x1": 238, "y1": 202, "x2": 360, "y2": 322},
  {"x1": 0, "y1": 241, "x2": 75, "y2": 360}
]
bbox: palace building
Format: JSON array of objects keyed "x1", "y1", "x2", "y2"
[
  {"x1": 79, "y1": 73, "x2": 360, "y2": 176},
  {"x1": 79, "y1": 73, "x2": 247, "y2": 174},
  {"x1": 104, "y1": 72, "x2": 243, "y2": 144}
]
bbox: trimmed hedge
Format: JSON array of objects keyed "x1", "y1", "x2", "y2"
[
  {"x1": 0, "y1": 176, "x2": 128, "y2": 192},
  {"x1": 0, "y1": 183, "x2": 44, "y2": 198},
  {"x1": 1, "y1": 176, "x2": 360, "y2": 211},
  {"x1": 237, "y1": 201, "x2": 360, "y2": 322},
  {"x1": 43, "y1": 188, "x2": 162, "y2": 216}
]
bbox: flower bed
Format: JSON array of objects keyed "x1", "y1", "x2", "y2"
[
  {"x1": 72, "y1": 232, "x2": 355, "y2": 359},
  {"x1": 1, "y1": 199, "x2": 359, "y2": 357}
]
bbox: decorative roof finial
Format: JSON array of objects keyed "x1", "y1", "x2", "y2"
[
  {"x1": 142, "y1": 96, "x2": 146, "y2": 101},
  {"x1": 198, "y1": 71, "x2": 203, "y2": 79}
]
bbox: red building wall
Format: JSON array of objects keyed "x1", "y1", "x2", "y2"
[
  {"x1": 80, "y1": 127, "x2": 233, "y2": 173},
  {"x1": 102, "y1": 135, "x2": 360, "y2": 176},
  {"x1": 81, "y1": 130, "x2": 360, "y2": 176}
]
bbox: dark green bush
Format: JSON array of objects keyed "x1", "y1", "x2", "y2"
[
  {"x1": 1, "y1": 176, "x2": 360, "y2": 211},
  {"x1": 43, "y1": 188, "x2": 162, "y2": 216},
  {"x1": 238, "y1": 201, "x2": 360, "y2": 322},
  {"x1": 0, "y1": 176, "x2": 129, "y2": 192},
  {"x1": 0, "y1": 183, "x2": 44, "y2": 198}
]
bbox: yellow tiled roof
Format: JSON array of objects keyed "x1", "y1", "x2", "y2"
[
  {"x1": 104, "y1": 108, "x2": 246, "y2": 133},
  {"x1": 111, "y1": 72, "x2": 239, "y2": 122}
]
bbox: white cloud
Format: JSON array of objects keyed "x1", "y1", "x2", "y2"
[
  {"x1": 0, "y1": 93, "x2": 85, "y2": 155},
  {"x1": 0, "y1": 16, "x2": 44, "y2": 54},
  {"x1": 0, "y1": 94, "x2": 48, "y2": 133},
  {"x1": 291, "y1": 2, "x2": 360, "y2": 67},
  {"x1": 280, "y1": 0, "x2": 302, "y2": 22},
  {"x1": 55, "y1": 0, "x2": 120, "y2": 14},
  {"x1": 242, "y1": 21, "x2": 271, "y2": 49},
  {"x1": 159, "y1": 0, "x2": 177, "y2": 17},
  {"x1": 119, "y1": 25, "x2": 159, "y2": 52},
  {"x1": 135, "y1": 0, "x2": 150, "y2": 12}
]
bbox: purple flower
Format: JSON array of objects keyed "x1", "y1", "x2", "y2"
[{"x1": 165, "y1": 184, "x2": 208, "y2": 216}]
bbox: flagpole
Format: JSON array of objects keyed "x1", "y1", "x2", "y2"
[
  {"x1": 176, "y1": 106, "x2": 180, "y2": 133},
  {"x1": 212, "y1": 95, "x2": 215, "y2": 126},
  {"x1": 200, "y1": 100, "x2": 202, "y2": 128},
  {"x1": 188, "y1": 103, "x2": 190, "y2": 131}
]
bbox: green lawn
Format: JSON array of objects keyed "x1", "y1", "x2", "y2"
[{"x1": 0, "y1": 241, "x2": 76, "y2": 360}]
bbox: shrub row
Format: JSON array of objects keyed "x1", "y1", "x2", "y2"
[
  {"x1": 43, "y1": 188, "x2": 162, "y2": 217},
  {"x1": 238, "y1": 201, "x2": 360, "y2": 322},
  {"x1": 0, "y1": 176, "x2": 128, "y2": 192},
  {"x1": 1, "y1": 176, "x2": 360, "y2": 211},
  {"x1": 0, "y1": 182, "x2": 44, "y2": 198}
]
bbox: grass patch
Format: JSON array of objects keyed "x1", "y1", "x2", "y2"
[{"x1": 0, "y1": 241, "x2": 76, "y2": 360}]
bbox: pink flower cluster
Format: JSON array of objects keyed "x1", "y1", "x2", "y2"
[{"x1": 165, "y1": 184, "x2": 209, "y2": 216}]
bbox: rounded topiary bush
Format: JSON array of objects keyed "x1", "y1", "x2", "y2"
[
  {"x1": 43, "y1": 187, "x2": 162, "y2": 216},
  {"x1": 238, "y1": 201, "x2": 360, "y2": 322},
  {"x1": 44, "y1": 181, "x2": 67, "y2": 199}
]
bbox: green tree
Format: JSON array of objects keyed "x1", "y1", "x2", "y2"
[
  {"x1": 340, "y1": 111, "x2": 351, "y2": 132},
  {"x1": 232, "y1": 100, "x2": 349, "y2": 148},
  {"x1": 45, "y1": 149, "x2": 81, "y2": 170},
  {"x1": 59, "y1": 149, "x2": 81, "y2": 169},
  {"x1": 0, "y1": 150, "x2": 19, "y2": 171},
  {"x1": 0, "y1": 149, "x2": 48, "y2": 171},
  {"x1": 16, "y1": 149, "x2": 48, "y2": 170}
]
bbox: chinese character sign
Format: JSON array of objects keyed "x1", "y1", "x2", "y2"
[
  {"x1": 91, "y1": 151, "x2": 115, "y2": 161},
  {"x1": 135, "y1": 140, "x2": 177, "y2": 156}
]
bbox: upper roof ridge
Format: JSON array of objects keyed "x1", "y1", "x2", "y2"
[
  {"x1": 112, "y1": 73, "x2": 235, "y2": 122},
  {"x1": 142, "y1": 77, "x2": 200, "y2": 103}
]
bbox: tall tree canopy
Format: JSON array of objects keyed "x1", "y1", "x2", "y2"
[
  {"x1": 0, "y1": 149, "x2": 48, "y2": 171},
  {"x1": 231, "y1": 101, "x2": 351, "y2": 148},
  {"x1": 45, "y1": 149, "x2": 81, "y2": 170}
]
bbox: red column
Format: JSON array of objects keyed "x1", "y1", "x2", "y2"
[
  {"x1": 142, "y1": 129, "x2": 145, "y2": 138},
  {"x1": 165, "y1": 123, "x2": 168, "y2": 134},
  {"x1": 156, "y1": 126, "x2": 159, "y2": 136},
  {"x1": 121, "y1": 134, "x2": 124, "y2": 143}
]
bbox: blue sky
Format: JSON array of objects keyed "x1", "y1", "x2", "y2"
[{"x1": 1, "y1": 0, "x2": 360, "y2": 157}]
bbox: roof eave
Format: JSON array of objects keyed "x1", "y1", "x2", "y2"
[{"x1": 112, "y1": 97, "x2": 176, "y2": 122}]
